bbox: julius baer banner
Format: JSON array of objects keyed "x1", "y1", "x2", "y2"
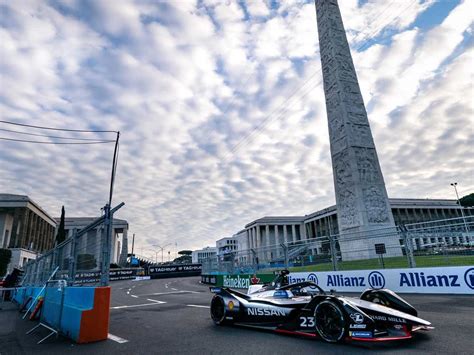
[{"x1": 203, "y1": 266, "x2": 474, "y2": 294}]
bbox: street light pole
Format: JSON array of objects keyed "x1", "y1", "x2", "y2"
[
  {"x1": 451, "y1": 182, "x2": 469, "y2": 233},
  {"x1": 154, "y1": 244, "x2": 171, "y2": 263}
]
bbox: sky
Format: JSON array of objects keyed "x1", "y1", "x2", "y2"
[{"x1": 0, "y1": 0, "x2": 473, "y2": 258}]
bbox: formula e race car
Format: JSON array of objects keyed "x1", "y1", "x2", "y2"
[{"x1": 209, "y1": 270, "x2": 433, "y2": 343}]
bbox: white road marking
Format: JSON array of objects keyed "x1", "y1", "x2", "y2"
[
  {"x1": 187, "y1": 304, "x2": 210, "y2": 309},
  {"x1": 111, "y1": 302, "x2": 167, "y2": 310},
  {"x1": 131, "y1": 295, "x2": 138, "y2": 298},
  {"x1": 171, "y1": 288, "x2": 178, "y2": 291},
  {"x1": 108, "y1": 333, "x2": 129, "y2": 343},
  {"x1": 147, "y1": 298, "x2": 166, "y2": 304},
  {"x1": 135, "y1": 290, "x2": 199, "y2": 297}
]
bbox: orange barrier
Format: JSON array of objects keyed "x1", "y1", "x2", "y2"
[{"x1": 78, "y1": 287, "x2": 111, "y2": 343}]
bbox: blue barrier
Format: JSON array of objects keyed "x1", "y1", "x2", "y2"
[{"x1": 14, "y1": 285, "x2": 110, "y2": 343}]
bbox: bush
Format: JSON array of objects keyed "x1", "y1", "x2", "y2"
[{"x1": 0, "y1": 248, "x2": 12, "y2": 277}]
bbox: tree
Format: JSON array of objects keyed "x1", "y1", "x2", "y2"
[
  {"x1": 178, "y1": 250, "x2": 192, "y2": 256},
  {"x1": 459, "y1": 193, "x2": 474, "y2": 207},
  {"x1": 56, "y1": 205, "x2": 66, "y2": 245},
  {"x1": 0, "y1": 248, "x2": 12, "y2": 277}
]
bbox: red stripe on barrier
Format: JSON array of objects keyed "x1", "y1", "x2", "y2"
[{"x1": 78, "y1": 287, "x2": 111, "y2": 343}]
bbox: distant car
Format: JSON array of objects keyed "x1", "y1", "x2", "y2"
[{"x1": 209, "y1": 270, "x2": 433, "y2": 343}]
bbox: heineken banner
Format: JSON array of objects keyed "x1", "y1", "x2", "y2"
[
  {"x1": 201, "y1": 266, "x2": 474, "y2": 294},
  {"x1": 201, "y1": 274, "x2": 274, "y2": 288}
]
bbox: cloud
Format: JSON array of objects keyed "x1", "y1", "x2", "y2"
[{"x1": 0, "y1": 0, "x2": 472, "y2": 256}]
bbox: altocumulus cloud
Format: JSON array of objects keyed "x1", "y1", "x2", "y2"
[{"x1": 0, "y1": 0, "x2": 472, "y2": 254}]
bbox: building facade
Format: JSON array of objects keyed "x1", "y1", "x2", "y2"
[
  {"x1": 192, "y1": 247, "x2": 217, "y2": 264},
  {"x1": 0, "y1": 194, "x2": 57, "y2": 252},
  {"x1": 59, "y1": 217, "x2": 129, "y2": 265},
  {"x1": 216, "y1": 237, "x2": 238, "y2": 260},
  {"x1": 239, "y1": 198, "x2": 472, "y2": 263}
]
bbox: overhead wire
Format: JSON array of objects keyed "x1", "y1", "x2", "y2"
[
  {"x1": 0, "y1": 128, "x2": 112, "y2": 141},
  {"x1": 0, "y1": 137, "x2": 116, "y2": 144},
  {"x1": 0, "y1": 120, "x2": 118, "y2": 133}
]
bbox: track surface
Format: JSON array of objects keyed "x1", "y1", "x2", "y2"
[{"x1": 4, "y1": 276, "x2": 474, "y2": 354}]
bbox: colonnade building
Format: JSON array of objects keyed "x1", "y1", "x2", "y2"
[
  {"x1": 239, "y1": 198, "x2": 473, "y2": 263},
  {"x1": 60, "y1": 217, "x2": 129, "y2": 265},
  {"x1": 0, "y1": 194, "x2": 57, "y2": 273}
]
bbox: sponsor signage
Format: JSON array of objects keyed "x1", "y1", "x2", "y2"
[
  {"x1": 68, "y1": 268, "x2": 142, "y2": 284},
  {"x1": 202, "y1": 266, "x2": 474, "y2": 294},
  {"x1": 247, "y1": 307, "x2": 286, "y2": 317},
  {"x1": 202, "y1": 275, "x2": 219, "y2": 285},
  {"x1": 148, "y1": 264, "x2": 202, "y2": 279},
  {"x1": 350, "y1": 331, "x2": 372, "y2": 338},
  {"x1": 201, "y1": 274, "x2": 275, "y2": 288},
  {"x1": 224, "y1": 275, "x2": 251, "y2": 289},
  {"x1": 149, "y1": 264, "x2": 202, "y2": 274},
  {"x1": 290, "y1": 266, "x2": 474, "y2": 294}
]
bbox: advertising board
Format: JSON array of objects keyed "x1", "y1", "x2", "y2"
[
  {"x1": 289, "y1": 266, "x2": 474, "y2": 294},
  {"x1": 148, "y1": 264, "x2": 202, "y2": 279},
  {"x1": 202, "y1": 267, "x2": 474, "y2": 294}
]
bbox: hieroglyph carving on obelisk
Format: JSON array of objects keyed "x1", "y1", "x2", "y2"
[{"x1": 315, "y1": 0, "x2": 402, "y2": 259}]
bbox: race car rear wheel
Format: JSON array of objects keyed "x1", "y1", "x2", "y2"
[
  {"x1": 314, "y1": 300, "x2": 346, "y2": 343},
  {"x1": 210, "y1": 295, "x2": 226, "y2": 325}
]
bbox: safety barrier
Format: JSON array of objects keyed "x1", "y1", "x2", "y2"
[
  {"x1": 14, "y1": 285, "x2": 110, "y2": 343},
  {"x1": 201, "y1": 266, "x2": 474, "y2": 294}
]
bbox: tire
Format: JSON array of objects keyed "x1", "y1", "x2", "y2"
[
  {"x1": 314, "y1": 300, "x2": 347, "y2": 343},
  {"x1": 210, "y1": 295, "x2": 227, "y2": 325}
]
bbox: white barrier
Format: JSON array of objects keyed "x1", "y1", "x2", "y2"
[{"x1": 290, "y1": 266, "x2": 474, "y2": 294}]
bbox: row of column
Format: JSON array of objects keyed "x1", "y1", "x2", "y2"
[
  {"x1": 413, "y1": 235, "x2": 471, "y2": 250},
  {"x1": 246, "y1": 224, "x2": 304, "y2": 250},
  {"x1": 9, "y1": 208, "x2": 55, "y2": 252},
  {"x1": 393, "y1": 207, "x2": 470, "y2": 225},
  {"x1": 305, "y1": 214, "x2": 338, "y2": 239},
  {"x1": 246, "y1": 224, "x2": 307, "y2": 262}
]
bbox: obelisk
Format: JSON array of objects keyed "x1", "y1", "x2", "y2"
[{"x1": 315, "y1": 0, "x2": 402, "y2": 259}]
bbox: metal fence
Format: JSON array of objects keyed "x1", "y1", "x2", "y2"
[
  {"x1": 21, "y1": 202, "x2": 124, "y2": 287},
  {"x1": 201, "y1": 216, "x2": 474, "y2": 275}
]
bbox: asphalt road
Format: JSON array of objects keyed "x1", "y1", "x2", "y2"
[{"x1": 3, "y1": 277, "x2": 474, "y2": 354}]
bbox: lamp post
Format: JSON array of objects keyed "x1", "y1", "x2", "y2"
[
  {"x1": 450, "y1": 182, "x2": 469, "y2": 233},
  {"x1": 154, "y1": 243, "x2": 171, "y2": 263}
]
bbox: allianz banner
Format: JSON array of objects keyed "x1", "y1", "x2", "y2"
[{"x1": 290, "y1": 266, "x2": 474, "y2": 294}]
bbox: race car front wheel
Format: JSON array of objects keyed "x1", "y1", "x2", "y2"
[
  {"x1": 314, "y1": 300, "x2": 346, "y2": 343},
  {"x1": 210, "y1": 295, "x2": 226, "y2": 325}
]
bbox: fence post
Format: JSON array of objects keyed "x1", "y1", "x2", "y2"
[
  {"x1": 280, "y1": 243, "x2": 288, "y2": 269},
  {"x1": 250, "y1": 249, "x2": 257, "y2": 273},
  {"x1": 33, "y1": 259, "x2": 40, "y2": 285},
  {"x1": 400, "y1": 225, "x2": 416, "y2": 268},
  {"x1": 100, "y1": 204, "x2": 112, "y2": 286},
  {"x1": 329, "y1": 235, "x2": 338, "y2": 271},
  {"x1": 68, "y1": 228, "x2": 78, "y2": 284}
]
